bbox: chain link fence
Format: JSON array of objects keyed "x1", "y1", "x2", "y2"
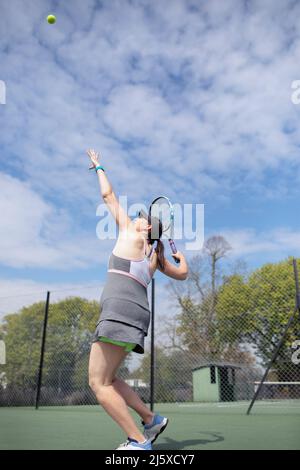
[
  {"x1": 152, "y1": 256, "x2": 300, "y2": 406},
  {"x1": 0, "y1": 291, "x2": 45, "y2": 406},
  {"x1": 0, "y1": 256, "x2": 299, "y2": 409}
]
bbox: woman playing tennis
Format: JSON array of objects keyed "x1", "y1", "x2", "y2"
[{"x1": 87, "y1": 149, "x2": 188, "y2": 450}]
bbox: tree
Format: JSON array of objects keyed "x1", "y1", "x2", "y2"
[
  {"x1": 165, "y1": 235, "x2": 246, "y2": 361},
  {"x1": 204, "y1": 235, "x2": 232, "y2": 302},
  {"x1": 0, "y1": 296, "x2": 100, "y2": 403},
  {"x1": 216, "y1": 258, "x2": 300, "y2": 379},
  {"x1": 1, "y1": 301, "x2": 45, "y2": 389}
]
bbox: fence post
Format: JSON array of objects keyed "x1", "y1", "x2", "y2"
[
  {"x1": 150, "y1": 278, "x2": 155, "y2": 411},
  {"x1": 294, "y1": 258, "x2": 300, "y2": 313},
  {"x1": 35, "y1": 291, "x2": 50, "y2": 410}
]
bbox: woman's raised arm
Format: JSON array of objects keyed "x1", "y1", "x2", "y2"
[{"x1": 87, "y1": 149, "x2": 131, "y2": 230}]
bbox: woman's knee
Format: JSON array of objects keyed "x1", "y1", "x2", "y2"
[{"x1": 89, "y1": 374, "x2": 114, "y2": 394}]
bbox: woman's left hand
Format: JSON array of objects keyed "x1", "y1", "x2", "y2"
[{"x1": 171, "y1": 251, "x2": 184, "y2": 263}]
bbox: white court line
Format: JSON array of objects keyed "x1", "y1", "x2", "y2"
[
  {"x1": 177, "y1": 401, "x2": 300, "y2": 409},
  {"x1": 177, "y1": 403, "x2": 245, "y2": 408}
]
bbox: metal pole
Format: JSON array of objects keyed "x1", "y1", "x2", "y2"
[
  {"x1": 293, "y1": 258, "x2": 300, "y2": 313},
  {"x1": 150, "y1": 278, "x2": 155, "y2": 412},
  {"x1": 35, "y1": 291, "x2": 50, "y2": 410},
  {"x1": 247, "y1": 258, "x2": 299, "y2": 415}
]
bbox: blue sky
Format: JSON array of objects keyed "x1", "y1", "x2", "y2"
[{"x1": 0, "y1": 0, "x2": 300, "y2": 321}]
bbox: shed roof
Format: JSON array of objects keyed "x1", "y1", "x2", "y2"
[{"x1": 192, "y1": 362, "x2": 242, "y2": 372}]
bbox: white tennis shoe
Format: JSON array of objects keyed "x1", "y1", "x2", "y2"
[
  {"x1": 142, "y1": 414, "x2": 169, "y2": 443},
  {"x1": 116, "y1": 437, "x2": 152, "y2": 450}
]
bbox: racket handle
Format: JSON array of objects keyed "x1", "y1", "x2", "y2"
[{"x1": 169, "y1": 239, "x2": 180, "y2": 263}]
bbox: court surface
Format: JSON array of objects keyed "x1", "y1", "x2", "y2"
[{"x1": 1, "y1": 401, "x2": 299, "y2": 450}]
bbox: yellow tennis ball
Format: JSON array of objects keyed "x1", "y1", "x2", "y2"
[{"x1": 47, "y1": 15, "x2": 56, "y2": 24}]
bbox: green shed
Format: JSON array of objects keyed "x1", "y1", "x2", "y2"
[{"x1": 192, "y1": 362, "x2": 241, "y2": 402}]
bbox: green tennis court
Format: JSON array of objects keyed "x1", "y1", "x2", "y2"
[{"x1": 1, "y1": 402, "x2": 299, "y2": 450}]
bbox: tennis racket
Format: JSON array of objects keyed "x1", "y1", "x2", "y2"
[{"x1": 149, "y1": 196, "x2": 180, "y2": 263}]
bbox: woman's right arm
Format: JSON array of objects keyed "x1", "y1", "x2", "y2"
[{"x1": 87, "y1": 149, "x2": 131, "y2": 230}]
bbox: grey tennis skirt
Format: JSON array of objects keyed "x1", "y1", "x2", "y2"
[
  {"x1": 92, "y1": 319, "x2": 145, "y2": 354},
  {"x1": 92, "y1": 272, "x2": 151, "y2": 355}
]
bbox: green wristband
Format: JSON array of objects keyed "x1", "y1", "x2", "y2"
[{"x1": 95, "y1": 165, "x2": 105, "y2": 172}]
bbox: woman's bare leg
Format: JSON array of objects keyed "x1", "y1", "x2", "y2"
[
  {"x1": 88, "y1": 341, "x2": 146, "y2": 443},
  {"x1": 112, "y1": 377, "x2": 155, "y2": 424}
]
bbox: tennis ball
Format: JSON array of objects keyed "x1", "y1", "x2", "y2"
[{"x1": 47, "y1": 14, "x2": 56, "y2": 24}]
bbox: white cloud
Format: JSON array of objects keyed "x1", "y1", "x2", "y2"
[
  {"x1": 1, "y1": 0, "x2": 300, "y2": 205},
  {"x1": 221, "y1": 227, "x2": 300, "y2": 258},
  {"x1": 0, "y1": 173, "x2": 107, "y2": 269}
]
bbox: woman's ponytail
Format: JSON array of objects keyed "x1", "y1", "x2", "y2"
[
  {"x1": 147, "y1": 215, "x2": 165, "y2": 271},
  {"x1": 155, "y1": 239, "x2": 165, "y2": 271}
]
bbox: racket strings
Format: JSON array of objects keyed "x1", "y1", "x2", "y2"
[{"x1": 150, "y1": 198, "x2": 172, "y2": 233}]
